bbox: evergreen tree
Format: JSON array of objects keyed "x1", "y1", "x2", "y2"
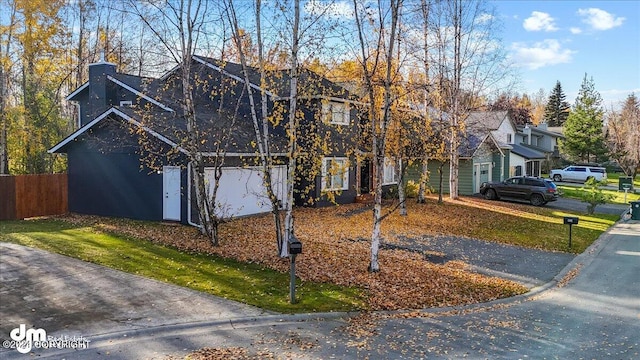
[
  {"x1": 543, "y1": 81, "x2": 570, "y2": 126},
  {"x1": 560, "y1": 74, "x2": 608, "y2": 163}
]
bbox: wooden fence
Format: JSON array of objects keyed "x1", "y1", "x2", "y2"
[{"x1": 0, "y1": 174, "x2": 68, "y2": 220}]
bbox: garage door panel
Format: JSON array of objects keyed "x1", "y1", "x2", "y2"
[{"x1": 204, "y1": 166, "x2": 286, "y2": 218}]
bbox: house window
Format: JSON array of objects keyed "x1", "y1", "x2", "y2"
[
  {"x1": 507, "y1": 134, "x2": 512, "y2": 144},
  {"x1": 322, "y1": 157, "x2": 349, "y2": 191},
  {"x1": 322, "y1": 101, "x2": 350, "y2": 125},
  {"x1": 120, "y1": 100, "x2": 133, "y2": 107},
  {"x1": 382, "y1": 157, "x2": 398, "y2": 185}
]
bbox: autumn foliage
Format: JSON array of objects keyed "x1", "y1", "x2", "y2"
[{"x1": 60, "y1": 196, "x2": 535, "y2": 311}]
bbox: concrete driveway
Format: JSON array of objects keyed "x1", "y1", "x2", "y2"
[{"x1": 1, "y1": 220, "x2": 638, "y2": 359}]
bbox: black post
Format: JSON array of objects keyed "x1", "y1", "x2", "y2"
[
  {"x1": 289, "y1": 254, "x2": 297, "y2": 304},
  {"x1": 563, "y1": 217, "x2": 578, "y2": 249}
]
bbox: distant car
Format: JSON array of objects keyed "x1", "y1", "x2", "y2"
[
  {"x1": 549, "y1": 166, "x2": 607, "y2": 183},
  {"x1": 480, "y1": 176, "x2": 559, "y2": 206}
]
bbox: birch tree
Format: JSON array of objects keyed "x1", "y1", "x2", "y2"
[
  {"x1": 225, "y1": 0, "x2": 340, "y2": 257},
  {"x1": 126, "y1": 0, "x2": 234, "y2": 245},
  {"x1": 352, "y1": 0, "x2": 403, "y2": 272},
  {"x1": 224, "y1": 0, "x2": 289, "y2": 256},
  {"x1": 430, "y1": 0, "x2": 511, "y2": 199}
]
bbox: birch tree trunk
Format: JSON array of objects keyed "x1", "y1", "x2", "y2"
[
  {"x1": 448, "y1": 0, "x2": 462, "y2": 200},
  {"x1": 255, "y1": 0, "x2": 284, "y2": 255},
  {"x1": 397, "y1": 159, "x2": 407, "y2": 216},
  {"x1": 416, "y1": 0, "x2": 431, "y2": 204},
  {"x1": 226, "y1": 0, "x2": 286, "y2": 255},
  {"x1": 417, "y1": 154, "x2": 429, "y2": 203},
  {"x1": 353, "y1": 0, "x2": 403, "y2": 272},
  {"x1": 282, "y1": 0, "x2": 301, "y2": 257}
]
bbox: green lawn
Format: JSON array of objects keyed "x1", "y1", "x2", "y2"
[
  {"x1": 558, "y1": 185, "x2": 640, "y2": 204},
  {"x1": 605, "y1": 173, "x2": 640, "y2": 188},
  {"x1": 467, "y1": 209, "x2": 618, "y2": 253},
  {"x1": 0, "y1": 220, "x2": 366, "y2": 313}
]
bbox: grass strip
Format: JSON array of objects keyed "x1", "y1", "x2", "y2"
[{"x1": 0, "y1": 219, "x2": 366, "y2": 313}]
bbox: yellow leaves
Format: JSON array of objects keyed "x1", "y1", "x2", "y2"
[{"x1": 60, "y1": 199, "x2": 529, "y2": 311}]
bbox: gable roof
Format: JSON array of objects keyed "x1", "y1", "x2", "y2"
[
  {"x1": 66, "y1": 82, "x2": 89, "y2": 101},
  {"x1": 193, "y1": 56, "x2": 351, "y2": 101},
  {"x1": 510, "y1": 143, "x2": 546, "y2": 160},
  {"x1": 49, "y1": 104, "x2": 288, "y2": 155},
  {"x1": 107, "y1": 75, "x2": 175, "y2": 112},
  {"x1": 465, "y1": 111, "x2": 511, "y2": 132},
  {"x1": 65, "y1": 72, "x2": 175, "y2": 113},
  {"x1": 516, "y1": 124, "x2": 565, "y2": 139},
  {"x1": 55, "y1": 55, "x2": 355, "y2": 157},
  {"x1": 48, "y1": 107, "x2": 185, "y2": 154}
]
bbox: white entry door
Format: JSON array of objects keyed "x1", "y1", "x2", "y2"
[
  {"x1": 474, "y1": 163, "x2": 492, "y2": 193},
  {"x1": 163, "y1": 166, "x2": 181, "y2": 221}
]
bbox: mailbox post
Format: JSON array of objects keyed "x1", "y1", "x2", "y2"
[
  {"x1": 622, "y1": 184, "x2": 631, "y2": 204},
  {"x1": 288, "y1": 238, "x2": 302, "y2": 304},
  {"x1": 563, "y1": 216, "x2": 579, "y2": 248}
]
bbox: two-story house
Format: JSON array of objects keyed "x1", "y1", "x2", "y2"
[
  {"x1": 515, "y1": 123, "x2": 565, "y2": 173},
  {"x1": 49, "y1": 55, "x2": 359, "y2": 225}
]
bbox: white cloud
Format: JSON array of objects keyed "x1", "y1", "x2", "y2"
[
  {"x1": 523, "y1": 11, "x2": 558, "y2": 32},
  {"x1": 510, "y1": 39, "x2": 575, "y2": 70},
  {"x1": 476, "y1": 13, "x2": 494, "y2": 25},
  {"x1": 577, "y1": 8, "x2": 625, "y2": 30},
  {"x1": 570, "y1": 27, "x2": 582, "y2": 34},
  {"x1": 304, "y1": 0, "x2": 354, "y2": 19}
]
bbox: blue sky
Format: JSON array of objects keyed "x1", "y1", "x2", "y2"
[{"x1": 491, "y1": 0, "x2": 640, "y2": 109}]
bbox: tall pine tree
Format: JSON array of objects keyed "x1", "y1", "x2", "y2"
[
  {"x1": 543, "y1": 81, "x2": 570, "y2": 126},
  {"x1": 560, "y1": 74, "x2": 608, "y2": 163}
]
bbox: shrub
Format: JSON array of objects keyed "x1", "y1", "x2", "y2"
[
  {"x1": 581, "y1": 178, "x2": 615, "y2": 214},
  {"x1": 405, "y1": 180, "x2": 419, "y2": 198}
]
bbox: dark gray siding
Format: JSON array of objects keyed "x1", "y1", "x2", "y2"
[
  {"x1": 294, "y1": 98, "x2": 359, "y2": 206},
  {"x1": 65, "y1": 119, "x2": 187, "y2": 222}
]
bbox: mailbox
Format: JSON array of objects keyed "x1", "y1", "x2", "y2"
[
  {"x1": 563, "y1": 217, "x2": 579, "y2": 225},
  {"x1": 289, "y1": 240, "x2": 303, "y2": 255}
]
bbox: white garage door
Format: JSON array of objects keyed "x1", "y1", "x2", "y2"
[{"x1": 204, "y1": 166, "x2": 287, "y2": 218}]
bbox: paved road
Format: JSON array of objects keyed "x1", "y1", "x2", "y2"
[
  {"x1": 1, "y1": 220, "x2": 638, "y2": 359},
  {"x1": 546, "y1": 196, "x2": 630, "y2": 215}
]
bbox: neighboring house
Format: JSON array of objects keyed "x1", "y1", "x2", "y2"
[
  {"x1": 49, "y1": 55, "x2": 359, "y2": 225},
  {"x1": 515, "y1": 123, "x2": 564, "y2": 173},
  {"x1": 405, "y1": 111, "x2": 513, "y2": 195}
]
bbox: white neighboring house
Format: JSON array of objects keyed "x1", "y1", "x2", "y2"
[
  {"x1": 514, "y1": 123, "x2": 565, "y2": 176},
  {"x1": 466, "y1": 113, "x2": 564, "y2": 179}
]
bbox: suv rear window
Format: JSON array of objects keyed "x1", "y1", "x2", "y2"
[
  {"x1": 524, "y1": 179, "x2": 544, "y2": 186},
  {"x1": 590, "y1": 168, "x2": 605, "y2": 173}
]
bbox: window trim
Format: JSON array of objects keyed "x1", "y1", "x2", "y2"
[
  {"x1": 322, "y1": 101, "x2": 350, "y2": 125},
  {"x1": 382, "y1": 157, "x2": 398, "y2": 185},
  {"x1": 321, "y1": 157, "x2": 349, "y2": 191}
]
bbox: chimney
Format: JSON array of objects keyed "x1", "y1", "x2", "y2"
[
  {"x1": 87, "y1": 51, "x2": 116, "y2": 126},
  {"x1": 524, "y1": 124, "x2": 532, "y2": 145}
]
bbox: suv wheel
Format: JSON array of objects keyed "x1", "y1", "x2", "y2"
[
  {"x1": 553, "y1": 174, "x2": 562, "y2": 182},
  {"x1": 485, "y1": 189, "x2": 497, "y2": 200},
  {"x1": 530, "y1": 194, "x2": 545, "y2": 206}
]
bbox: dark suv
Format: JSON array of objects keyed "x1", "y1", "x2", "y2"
[{"x1": 480, "y1": 176, "x2": 559, "y2": 206}]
